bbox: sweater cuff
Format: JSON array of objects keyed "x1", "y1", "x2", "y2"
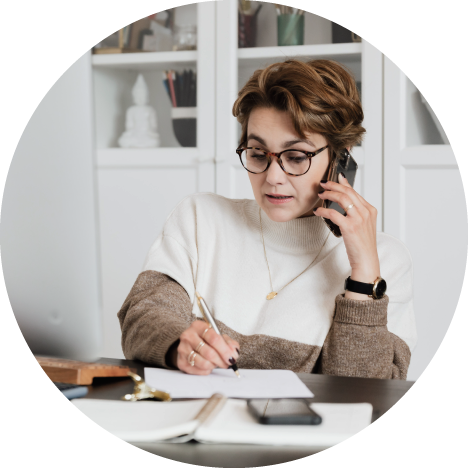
[
  {"x1": 144, "y1": 320, "x2": 188, "y2": 369},
  {"x1": 334, "y1": 293, "x2": 389, "y2": 326}
]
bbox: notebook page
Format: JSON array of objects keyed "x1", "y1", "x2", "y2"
[
  {"x1": 72, "y1": 399, "x2": 207, "y2": 442},
  {"x1": 144, "y1": 368, "x2": 313, "y2": 399},
  {"x1": 195, "y1": 399, "x2": 373, "y2": 447}
]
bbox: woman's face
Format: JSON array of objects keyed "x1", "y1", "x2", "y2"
[{"x1": 246, "y1": 107, "x2": 330, "y2": 222}]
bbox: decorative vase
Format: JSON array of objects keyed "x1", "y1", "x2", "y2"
[{"x1": 171, "y1": 107, "x2": 197, "y2": 147}]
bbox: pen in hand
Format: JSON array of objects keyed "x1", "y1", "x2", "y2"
[{"x1": 195, "y1": 291, "x2": 241, "y2": 378}]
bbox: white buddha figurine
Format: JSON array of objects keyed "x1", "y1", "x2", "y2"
[{"x1": 118, "y1": 74, "x2": 160, "y2": 148}]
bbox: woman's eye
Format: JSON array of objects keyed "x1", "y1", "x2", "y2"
[
  {"x1": 285, "y1": 155, "x2": 307, "y2": 164},
  {"x1": 282, "y1": 151, "x2": 307, "y2": 164}
]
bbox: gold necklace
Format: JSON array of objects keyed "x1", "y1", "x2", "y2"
[{"x1": 259, "y1": 207, "x2": 331, "y2": 300}]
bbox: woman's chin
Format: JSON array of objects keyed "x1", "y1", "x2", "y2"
[{"x1": 262, "y1": 204, "x2": 298, "y2": 223}]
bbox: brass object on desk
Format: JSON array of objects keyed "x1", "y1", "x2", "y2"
[{"x1": 123, "y1": 371, "x2": 172, "y2": 402}]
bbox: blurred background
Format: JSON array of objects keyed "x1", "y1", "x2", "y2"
[{"x1": 1, "y1": 1, "x2": 466, "y2": 380}]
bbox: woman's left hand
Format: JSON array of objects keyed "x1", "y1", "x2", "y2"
[{"x1": 314, "y1": 173, "x2": 380, "y2": 300}]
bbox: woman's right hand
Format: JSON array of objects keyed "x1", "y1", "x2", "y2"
[{"x1": 174, "y1": 320, "x2": 240, "y2": 375}]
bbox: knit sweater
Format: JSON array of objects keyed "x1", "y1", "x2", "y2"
[{"x1": 118, "y1": 193, "x2": 417, "y2": 379}]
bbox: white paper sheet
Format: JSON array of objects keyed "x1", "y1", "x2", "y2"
[{"x1": 144, "y1": 368, "x2": 314, "y2": 399}]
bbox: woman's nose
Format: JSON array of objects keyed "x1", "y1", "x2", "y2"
[{"x1": 265, "y1": 157, "x2": 286, "y2": 185}]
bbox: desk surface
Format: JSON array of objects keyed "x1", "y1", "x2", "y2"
[{"x1": 84, "y1": 358, "x2": 414, "y2": 467}]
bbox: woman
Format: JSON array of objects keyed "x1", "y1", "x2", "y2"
[{"x1": 118, "y1": 59, "x2": 416, "y2": 380}]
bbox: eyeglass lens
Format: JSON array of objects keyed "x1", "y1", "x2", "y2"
[{"x1": 240, "y1": 149, "x2": 310, "y2": 175}]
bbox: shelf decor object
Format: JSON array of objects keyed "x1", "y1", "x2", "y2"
[
  {"x1": 173, "y1": 24, "x2": 197, "y2": 51},
  {"x1": 162, "y1": 68, "x2": 197, "y2": 147},
  {"x1": 118, "y1": 74, "x2": 161, "y2": 148},
  {"x1": 238, "y1": 0, "x2": 262, "y2": 48},
  {"x1": 93, "y1": 26, "x2": 140, "y2": 55},
  {"x1": 275, "y1": 5, "x2": 305, "y2": 46},
  {"x1": 171, "y1": 107, "x2": 197, "y2": 147}
]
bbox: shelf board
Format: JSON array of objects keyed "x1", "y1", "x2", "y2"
[
  {"x1": 238, "y1": 43, "x2": 361, "y2": 66},
  {"x1": 92, "y1": 50, "x2": 198, "y2": 71},
  {"x1": 96, "y1": 147, "x2": 203, "y2": 168}
]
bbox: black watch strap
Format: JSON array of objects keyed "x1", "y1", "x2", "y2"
[
  {"x1": 344, "y1": 276, "x2": 387, "y2": 299},
  {"x1": 344, "y1": 276, "x2": 373, "y2": 296}
]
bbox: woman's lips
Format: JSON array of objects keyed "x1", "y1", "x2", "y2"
[{"x1": 266, "y1": 194, "x2": 294, "y2": 204}]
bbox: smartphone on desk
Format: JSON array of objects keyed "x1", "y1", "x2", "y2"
[
  {"x1": 247, "y1": 399, "x2": 322, "y2": 425},
  {"x1": 322, "y1": 148, "x2": 358, "y2": 238}
]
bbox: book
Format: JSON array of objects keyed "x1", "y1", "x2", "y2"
[
  {"x1": 72, "y1": 394, "x2": 373, "y2": 448},
  {"x1": 36, "y1": 356, "x2": 132, "y2": 385}
]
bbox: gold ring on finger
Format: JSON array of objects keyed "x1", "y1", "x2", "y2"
[
  {"x1": 188, "y1": 351, "x2": 197, "y2": 366},
  {"x1": 188, "y1": 350, "x2": 195, "y2": 364},
  {"x1": 195, "y1": 340, "x2": 205, "y2": 353},
  {"x1": 202, "y1": 325, "x2": 212, "y2": 340},
  {"x1": 344, "y1": 203, "x2": 354, "y2": 214}
]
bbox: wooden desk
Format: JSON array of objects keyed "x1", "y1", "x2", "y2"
[{"x1": 84, "y1": 358, "x2": 413, "y2": 467}]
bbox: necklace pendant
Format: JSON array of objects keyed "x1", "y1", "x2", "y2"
[{"x1": 266, "y1": 292, "x2": 278, "y2": 300}]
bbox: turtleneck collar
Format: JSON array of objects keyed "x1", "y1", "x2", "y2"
[{"x1": 244, "y1": 200, "x2": 334, "y2": 254}]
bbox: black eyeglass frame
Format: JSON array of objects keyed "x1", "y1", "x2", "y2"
[{"x1": 236, "y1": 144, "x2": 329, "y2": 176}]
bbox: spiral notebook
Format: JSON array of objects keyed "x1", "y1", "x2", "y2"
[{"x1": 73, "y1": 394, "x2": 373, "y2": 448}]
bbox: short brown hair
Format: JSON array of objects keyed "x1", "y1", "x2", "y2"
[{"x1": 232, "y1": 59, "x2": 365, "y2": 152}]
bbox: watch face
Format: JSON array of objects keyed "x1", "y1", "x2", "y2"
[{"x1": 374, "y1": 278, "x2": 387, "y2": 298}]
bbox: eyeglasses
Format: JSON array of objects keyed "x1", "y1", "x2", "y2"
[{"x1": 236, "y1": 144, "x2": 329, "y2": 176}]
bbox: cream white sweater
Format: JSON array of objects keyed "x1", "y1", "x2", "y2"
[{"x1": 141, "y1": 192, "x2": 417, "y2": 354}]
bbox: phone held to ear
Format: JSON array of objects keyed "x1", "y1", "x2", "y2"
[
  {"x1": 322, "y1": 148, "x2": 358, "y2": 237},
  {"x1": 247, "y1": 399, "x2": 322, "y2": 425}
]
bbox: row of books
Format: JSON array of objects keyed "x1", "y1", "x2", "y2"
[{"x1": 162, "y1": 69, "x2": 196, "y2": 107}]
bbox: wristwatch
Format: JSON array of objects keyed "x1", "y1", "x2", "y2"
[{"x1": 344, "y1": 276, "x2": 387, "y2": 299}]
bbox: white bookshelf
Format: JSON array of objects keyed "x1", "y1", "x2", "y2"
[
  {"x1": 84, "y1": 1, "x2": 462, "y2": 382},
  {"x1": 237, "y1": 42, "x2": 361, "y2": 61},
  {"x1": 91, "y1": 3, "x2": 214, "y2": 165},
  {"x1": 92, "y1": 50, "x2": 197, "y2": 70}
]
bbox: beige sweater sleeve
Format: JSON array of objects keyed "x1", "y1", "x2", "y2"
[
  {"x1": 117, "y1": 270, "x2": 195, "y2": 368},
  {"x1": 319, "y1": 294, "x2": 411, "y2": 380}
]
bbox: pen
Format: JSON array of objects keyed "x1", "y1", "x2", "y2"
[{"x1": 195, "y1": 291, "x2": 241, "y2": 378}]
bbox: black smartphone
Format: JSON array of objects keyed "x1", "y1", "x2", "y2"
[
  {"x1": 322, "y1": 148, "x2": 358, "y2": 237},
  {"x1": 247, "y1": 399, "x2": 322, "y2": 425}
]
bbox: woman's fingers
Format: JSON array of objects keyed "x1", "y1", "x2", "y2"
[
  {"x1": 313, "y1": 205, "x2": 347, "y2": 227},
  {"x1": 318, "y1": 190, "x2": 358, "y2": 215},
  {"x1": 320, "y1": 174, "x2": 377, "y2": 221},
  {"x1": 222, "y1": 334, "x2": 240, "y2": 358},
  {"x1": 337, "y1": 173, "x2": 375, "y2": 211},
  {"x1": 177, "y1": 321, "x2": 240, "y2": 376},
  {"x1": 202, "y1": 327, "x2": 239, "y2": 365},
  {"x1": 320, "y1": 178, "x2": 360, "y2": 206},
  {"x1": 177, "y1": 343, "x2": 216, "y2": 375},
  {"x1": 179, "y1": 322, "x2": 227, "y2": 369}
]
